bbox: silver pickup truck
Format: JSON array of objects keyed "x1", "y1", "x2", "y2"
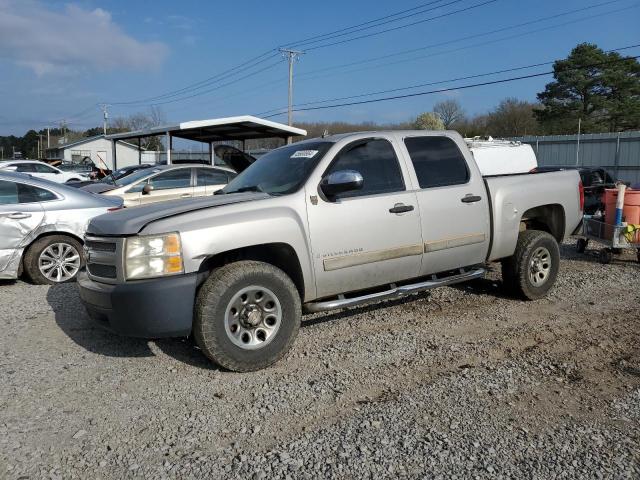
[{"x1": 78, "y1": 131, "x2": 583, "y2": 371}]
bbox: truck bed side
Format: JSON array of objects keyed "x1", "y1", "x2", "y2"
[{"x1": 484, "y1": 170, "x2": 582, "y2": 262}]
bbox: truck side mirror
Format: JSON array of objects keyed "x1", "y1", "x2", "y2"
[
  {"x1": 142, "y1": 184, "x2": 154, "y2": 195},
  {"x1": 320, "y1": 170, "x2": 364, "y2": 199}
]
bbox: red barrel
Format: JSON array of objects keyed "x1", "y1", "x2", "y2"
[{"x1": 604, "y1": 188, "x2": 640, "y2": 239}]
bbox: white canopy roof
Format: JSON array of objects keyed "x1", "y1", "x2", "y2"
[{"x1": 107, "y1": 115, "x2": 307, "y2": 142}]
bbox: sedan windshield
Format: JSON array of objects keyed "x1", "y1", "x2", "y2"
[{"x1": 223, "y1": 141, "x2": 333, "y2": 195}]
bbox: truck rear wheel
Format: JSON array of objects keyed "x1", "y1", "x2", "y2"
[
  {"x1": 194, "y1": 260, "x2": 301, "y2": 372},
  {"x1": 501, "y1": 230, "x2": 560, "y2": 300}
]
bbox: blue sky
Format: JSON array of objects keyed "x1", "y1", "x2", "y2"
[{"x1": 0, "y1": 0, "x2": 638, "y2": 135}]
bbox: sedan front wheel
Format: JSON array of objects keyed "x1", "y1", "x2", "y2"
[{"x1": 24, "y1": 235, "x2": 83, "y2": 285}]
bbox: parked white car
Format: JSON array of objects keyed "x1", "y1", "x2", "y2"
[{"x1": 0, "y1": 160, "x2": 90, "y2": 183}]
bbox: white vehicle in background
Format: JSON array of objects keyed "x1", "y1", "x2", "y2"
[
  {"x1": 0, "y1": 160, "x2": 90, "y2": 183},
  {"x1": 466, "y1": 137, "x2": 537, "y2": 176},
  {"x1": 81, "y1": 164, "x2": 237, "y2": 207}
]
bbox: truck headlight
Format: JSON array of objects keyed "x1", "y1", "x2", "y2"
[{"x1": 125, "y1": 233, "x2": 184, "y2": 280}]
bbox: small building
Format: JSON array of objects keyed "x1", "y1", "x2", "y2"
[{"x1": 45, "y1": 135, "x2": 147, "y2": 170}]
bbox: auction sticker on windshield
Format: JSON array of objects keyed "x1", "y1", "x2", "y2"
[{"x1": 291, "y1": 150, "x2": 319, "y2": 158}]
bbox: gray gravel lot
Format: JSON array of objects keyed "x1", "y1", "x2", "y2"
[{"x1": 1, "y1": 242, "x2": 639, "y2": 479}]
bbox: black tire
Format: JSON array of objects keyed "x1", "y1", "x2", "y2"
[
  {"x1": 599, "y1": 249, "x2": 613, "y2": 264},
  {"x1": 501, "y1": 230, "x2": 560, "y2": 300},
  {"x1": 576, "y1": 238, "x2": 588, "y2": 253},
  {"x1": 194, "y1": 261, "x2": 301, "y2": 372},
  {"x1": 23, "y1": 235, "x2": 84, "y2": 285}
]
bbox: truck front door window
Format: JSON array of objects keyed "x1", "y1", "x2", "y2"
[{"x1": 325, "y1": 139, "x2": 405, "y2": 199}]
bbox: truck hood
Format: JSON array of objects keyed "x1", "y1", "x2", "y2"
[{"x1": 87, "y1": 192, "x2": 270, "y2": 236}]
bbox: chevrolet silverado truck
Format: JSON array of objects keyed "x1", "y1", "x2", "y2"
[{"x1": 78, "y1": 131, "x2": 583, "y2": 371}]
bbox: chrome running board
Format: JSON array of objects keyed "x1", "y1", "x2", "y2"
[{"x1": 304, "y1": 267, "x2": 485, "y2": 313}]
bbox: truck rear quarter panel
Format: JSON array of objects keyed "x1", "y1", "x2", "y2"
[{"x1": 485, "y1": 170, "x2": 582, "y2": 261}]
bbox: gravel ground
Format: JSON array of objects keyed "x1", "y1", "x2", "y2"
[{"x1": 1, "y1": 242, "x2": 639, "y2": 479}]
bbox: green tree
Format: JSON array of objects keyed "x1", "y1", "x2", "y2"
[
  {"x1": 486, "y1": 98, "x2": 540, "y2": 137},
  {"x1": 414, "y1": 112, "x2": 445, "y2": 130},
  {"x1": 536, "y1": 43, "x2": 640, "y2": 133}
]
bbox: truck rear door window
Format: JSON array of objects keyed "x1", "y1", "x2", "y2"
[
  {"x1": 404, "y1": 136, "x2": 470, "y2": 188},
  {"x1": 326, "y1": 138, "x2": 404, "y2": 198}
]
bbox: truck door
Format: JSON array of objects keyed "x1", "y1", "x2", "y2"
[
  {"x1": 306, "y1": 137, "x2": 423, "y2": 298},
  {"x1": 0, "y1": 179, "x2": 45, "y2": 274},
  {"x1": 398, "y1": 134, "x2": 490, "y2": 275}
]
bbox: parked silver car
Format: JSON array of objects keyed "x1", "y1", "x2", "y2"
[{"x1": 0, "y1": 171, "x2": 123, "y2": 284}]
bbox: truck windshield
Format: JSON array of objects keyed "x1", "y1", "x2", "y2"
[{"x1": 223, "y1": 141, "x2": 333, "y2": 195}]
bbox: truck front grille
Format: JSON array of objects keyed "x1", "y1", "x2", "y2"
[
  {"x1": 85, "y1": 235, "x2": 123, "y2": 283},
  {"x1": 85, "y1": 240, "x2": 116, "y2": 252}
]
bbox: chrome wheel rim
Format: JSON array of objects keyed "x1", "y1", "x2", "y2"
[
  {"x1": 38, "y1": 242, "x2": 81, "y2": 282},
  {"x1": 224, "y1": 285, "x2": 282, "y2": 350},
  {"x1": 529, "y1": 246, "x2": 551, "y2": 287}
]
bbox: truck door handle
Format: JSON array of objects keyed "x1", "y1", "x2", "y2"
[
  {"x1": 461, "y1": 195, "x2": 482, "y2": 203},
  {"x1": 389, "y1": 203, "x2": 414, "y2": 214},
  {"x1": 5, "y1": 212, "x2": 31, "y2": 219},
  {"x1": 180, "y1": 193, "x2": 192, "y2": 198}
]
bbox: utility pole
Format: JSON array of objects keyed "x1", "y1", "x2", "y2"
[
  {"x1": 47, "y1": 127, "x2": 50, "y2": 148},
  {"x1": 37, "y1": 134, "x2": 45, "y2": 159},
  {"x1": 100, "y1": 104, "x2": 110, "y2": 135},
  {"x1": 575, "y1": 117, "x2": 581, "y2": 166},
  {"x1": 279, "y1": 48, "x2": 304, "y2": 132}
]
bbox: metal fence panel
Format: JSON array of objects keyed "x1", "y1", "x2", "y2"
[{"x1": 510, "y1": 131, "x2": 640, "y2": 185}]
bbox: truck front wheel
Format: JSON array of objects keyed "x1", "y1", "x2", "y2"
[
  {"x1": 194, "y1": 260, "x2": 301, "y2": 372},
  {"x1": 501, "y1": 230, "x2": 560, "y2": 300}
]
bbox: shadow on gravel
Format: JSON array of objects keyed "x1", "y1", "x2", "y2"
[
  {"x1": 0, "y1": 279, "x2": 18, "y2": 286},
  {"x1": 46, "y1": 283, "x2": 220, "y2": 369},
  {"x1": 450, "y1": 277, "x2": 513, "y2": 300},
  {"x1": 154, "y1": 338, "x2": 221, "y2": 371},
  {"x1": 47, "y1": 283, "x2": 155, "y2": 359}
]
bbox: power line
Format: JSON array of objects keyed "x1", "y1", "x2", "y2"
[
  {"x1": 262, "y1": 55, "x2": 640, "y2": 118},
  {"x1": 110, "y1": 52, "x2": 280, "y2": 106},
  {"x1": 284, "y1": 0, "x2": 466, "y2": 49},
  {"x1": 257, "y1": 46, "x2": 634, "y2": 117},
  {"x1": 304, "y1": 0, "x2": 500, "y2": 51},
  {"x1": 280, "y1": 0, "x2": 452, "y2": 49},
  {"x1": 166, "y1": 0, "x2": 636, "y2": 119},
  {"x1": 296, "y1": 0, "x2": 629, "y2": 79},
  {"x1": 140, "y1": 60, "x2": 283, "y2": 107},
  {"x1": 105, "y1": 1, "x2": 470, "y2": 106},
  {"x1": 107, "y1": 0, "x2": 499, "y2": 107}
]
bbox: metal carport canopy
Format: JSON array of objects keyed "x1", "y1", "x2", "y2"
[{"x1": 106, "y1": 115, "x2": 307, "y2": 142}]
